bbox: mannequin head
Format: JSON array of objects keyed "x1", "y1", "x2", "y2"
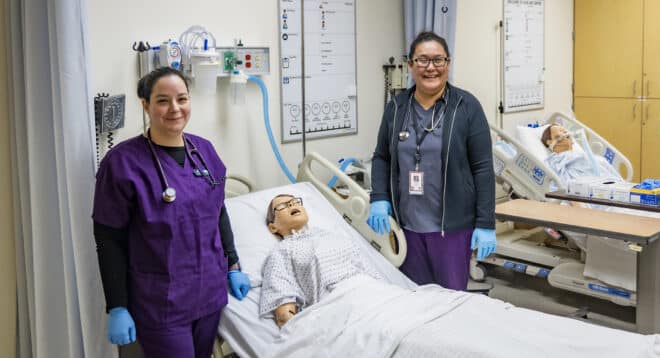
[
  {"x1": 541, "y1": 124, "x2": 573, "y2": 153},
  {"x1": 266, "y1": 194, "x2": 309, "y2": 237}
]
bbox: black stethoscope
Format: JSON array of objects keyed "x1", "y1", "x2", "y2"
[
  {"x1": 399, "y1": 90, "x2": 448, "y2": 171},
  {"x1": 146, "y1": 131, "x2": 222, "y2": 203}
]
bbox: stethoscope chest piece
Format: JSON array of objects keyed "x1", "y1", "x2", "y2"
[
  {"x1": 399, "y1": 130, "x2": 410, "y2": 141},
  {"x1": 162, "y1": 187, "x2": 177, "y2": 203}
]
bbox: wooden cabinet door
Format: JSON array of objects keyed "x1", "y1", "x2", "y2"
[
  {"x1": 574, "y1": 0, "x2": 643, "y2": 98},
  {"x1": 574, "y1": 97, "x2": 642, "y2": 181},
  {"x1": 642, "y1": 100, "x2": 660, "y2": 179},
  {"x1": 644, "y1": 0, "x2": 660, "y2": 98}
]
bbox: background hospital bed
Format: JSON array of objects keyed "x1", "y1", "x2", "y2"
[
  {"x1": 483, "y1": 112, "x2": 638, "y2": 307},
  {"x1": 216, "y1": 152, "x2": 659, "y2": 357},
  {"x1": 492, "y1": 112, "x2": 632, "y2": 201}
]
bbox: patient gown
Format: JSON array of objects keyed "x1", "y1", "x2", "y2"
[
  {"x1": 259, "y1": 227, "x2": 381, "y2": 317},
  {"x1": 545, "y1": 149, "x2": 621, "y2": 184}
]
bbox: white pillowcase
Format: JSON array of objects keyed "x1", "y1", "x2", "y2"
[{"x1": 515, "y1": 124, "x2": 552, "y2": 162}]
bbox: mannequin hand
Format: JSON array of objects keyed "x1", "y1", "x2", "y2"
[
  {"x1": 367, "y1": 201, "x2": 392, "y2": 235},
  {"x1": 274, "y1": 303, "x2": 298, "y2": 328},
  {"x1": 107, "y1": 307, "x2": 136, "y2": 345},
  {"x1": 471, "y1": 228, "x2": 497, "y2": 260},
  {"x1": 228, "y1": 270, "x2": 250, "y2": 300}
]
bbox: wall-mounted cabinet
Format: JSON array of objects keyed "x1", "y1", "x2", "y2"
[{"x1": 574, "y1": 0, "x2": 660, "y2": 181}]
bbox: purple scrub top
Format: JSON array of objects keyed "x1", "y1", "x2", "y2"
[{"x1": 92, "y1": 133, "x2": 228, "y2": 328}]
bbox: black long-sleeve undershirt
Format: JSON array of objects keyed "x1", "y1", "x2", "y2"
[{"x1": 94, "y1": 144, "x2": 239, "y2": 312}]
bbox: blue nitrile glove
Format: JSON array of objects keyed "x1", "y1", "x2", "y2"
[
  {"x1": 367, "y1": 200, "x2": 392, "y2": 235},
  {"x1": 228, "y1": 270, "x2": 251, "y2": 300},
  {"x1": 471, "y1": 228, "x2": 497, "y2": 261},
  {"x1": 107, "y1": 307, "x2": 136, "y2": 346}
]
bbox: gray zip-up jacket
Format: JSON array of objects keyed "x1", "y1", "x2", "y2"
[{"x1": 370, "y1": 83, "x2": 495, "y2": 233}]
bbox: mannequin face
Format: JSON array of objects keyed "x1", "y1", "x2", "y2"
[
  {"x1": 546, "y1": 125, "x2": 573, "y2": 153},
  {"x1": 267, "y1": 195, "x2": 309, "y2": 237}
]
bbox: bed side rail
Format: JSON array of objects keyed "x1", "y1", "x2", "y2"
[
  {"x1": 225, "y1": 173, "x2": 255, "y2": 198},
  {"x1": 297, "y1": 152, "x2": 407, "y2": 267},
  {"x1": 490, "y1": 124, "x2": 564, "y2": 201},
  {"x1": 543, "y1": 112, "x2": 633, "y2": 181}
]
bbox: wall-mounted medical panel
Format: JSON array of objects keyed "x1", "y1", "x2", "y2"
[{"x1": 216, "y1": 47, "x2": 271, "y2": 76}]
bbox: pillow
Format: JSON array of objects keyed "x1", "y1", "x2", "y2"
[
  {"x1": 515, "y1": 124, "x2": 585, "y2": 163},
  {"x1": 225, "y1": 182, "x2": 354, "y2": 287},
  {"x1": 515, "y1": 124, "x2": 552, "y2": 162}
]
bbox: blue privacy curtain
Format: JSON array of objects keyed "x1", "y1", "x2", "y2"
[{"x1": 404, "y1": 0, "x2": 457, "y2": 81}]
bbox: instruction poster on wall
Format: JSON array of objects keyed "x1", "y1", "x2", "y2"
[
  {"x1": 503, "y1": 0, "x2": 544, "y2": 112},
  {"x1": 279, "y1": 0, "x2": 357, "y2": 142}
]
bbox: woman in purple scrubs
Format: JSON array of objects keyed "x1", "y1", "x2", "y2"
[{"x1": 92, "y1": 67, "x2": 250, "y2": 357}]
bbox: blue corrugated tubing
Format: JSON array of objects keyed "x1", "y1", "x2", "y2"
[{"x1": 247, "y1": 75, "x2": 296, "y2": 183}]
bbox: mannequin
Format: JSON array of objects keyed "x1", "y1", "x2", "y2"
[{"x1": 261, "y1": 194, "x2": 380, "y2": 327}]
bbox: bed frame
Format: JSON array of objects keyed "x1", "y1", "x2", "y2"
[
  {"x1": 297, "y1": 152, "x2": 407, "y2": 267},
  {"x1": 482, "y1": 112, "x2": 637, "y2": 307}
]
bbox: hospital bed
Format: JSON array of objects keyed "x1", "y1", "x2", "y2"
[
  {"x1": 483, "y1": 112, "x2": 638, "y2": 306},
  {"x1": 216, "y1": 152, "x2": 660, "y2": 357}
]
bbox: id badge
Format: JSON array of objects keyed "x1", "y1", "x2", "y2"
[{"x1": 409, "y1": 171, "x2": 424, "y2": 195}]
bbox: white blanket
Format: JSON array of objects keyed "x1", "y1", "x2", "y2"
[
  {"x1": 399, "y1": 294, "x2": 660, "y2": 358},
  {"x1": 266, "y1": 275, "x2": 660, "y2": 358},
  {"x1": 266, "y1": 275, "x2": 470, "y2": 357}
]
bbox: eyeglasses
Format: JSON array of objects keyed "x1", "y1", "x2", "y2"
[
  {"x1": 272, "y1": 197, "x2": 303, "y2": 212},
  {"x1": 412, "y1": 57, "x2": 450, "y2": 68}
]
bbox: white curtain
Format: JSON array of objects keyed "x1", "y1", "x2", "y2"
[
  {"x1": 404, "y1": 0, "x2": 457, "y2": 81},
  {"x1": 6, "y1": 0, "x2": 114, "y2": 357}
]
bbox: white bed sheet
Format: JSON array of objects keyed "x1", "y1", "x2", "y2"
[
  {"x1": 218, "y1": 182, "x2": 416, "y2": 357},
  {"x1": 218, "y1": 182, "x2": 660, "y2": 358}
]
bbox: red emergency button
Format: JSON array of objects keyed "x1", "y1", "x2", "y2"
[
  {"x1": 246, "y1": 62, "x2": 252, "y2": 68},
  {"x1": 245, "y1": 54, "x2": 252, "y2": 60}
]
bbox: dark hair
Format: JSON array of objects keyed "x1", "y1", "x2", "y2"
[
  {"x1": 266, "y1": 194, "x2": 295, "y2": 225},
  {"x1": 137, "y1": 67, "x2": 190, "y2": 103},
  {"x1": 408, "y1": 31, "x2": 450, "y2": 60},
  {"x1": 541, "y1": 124, "x2": 560, "y2": 148}
]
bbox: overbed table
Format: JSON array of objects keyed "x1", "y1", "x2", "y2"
[
  {"x1": 545, "y1": 190, "x2": 660, "y2": 213},
  {"x1": 495, "y1": 199, "x2": 660, "y2": 334}
]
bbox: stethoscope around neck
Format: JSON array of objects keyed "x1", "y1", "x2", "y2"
[
  {"x1": 145, "y1": 130, "x2": 221, "y2": 203},
  {"x1": 398, "y1": 90, "x2": 446, "y2": 142}
]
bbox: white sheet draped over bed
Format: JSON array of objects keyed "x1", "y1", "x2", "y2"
[{"x1": 267, "y1": 275, "x2": 470, "y2": 357}]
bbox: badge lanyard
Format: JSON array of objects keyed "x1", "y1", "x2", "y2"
[{"x1": 408, "y1": 99, "x2": 446, "y2": 196}]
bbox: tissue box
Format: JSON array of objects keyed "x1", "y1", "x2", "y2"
[
  {"x1": 609, "y1": 182, "x2": 636, "y2": 202},
  {"x1": 589, "y1": 179, "x2": 623, "y2": 200},
  {"x1": 630, "y1": 187, "x2": 660, "y2": 206},
  {"x1": 567, "y1": 176, "x2": 603, "y2": 197}
]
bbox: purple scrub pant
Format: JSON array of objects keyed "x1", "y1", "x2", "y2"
[
  {"x1": 399, "y1": 229, "x2": 473, "y2": 290},
  {"x1": 137, "y1": 309, "x2": 221, "y2": 358}
]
